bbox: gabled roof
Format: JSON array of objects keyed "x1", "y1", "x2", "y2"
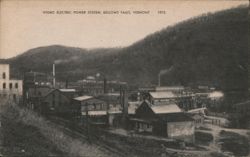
[
  {"x1": 187, "y1": 107, "x2": 207, "y2": 113},
  {"x1": 43, "y1": 88, "x2": 77, "y2": 99},
  {"x1": 155, "y1": 86, "x2": 184, "y2": 92},
  {"x1": 74, "y1": 95, "x2": 106, "y2": 105},
  {"x1": 134, "y1": 101, "x2": 193, "y2": 123},
  {"x1": 59, "y1": 89, "x2": 76, "y2": 92},
  {"x1": 151, "y1": 104, "x2": 182, "y2": 114},
  {"x1": 149, "y1": 91, "x2": 176, "y2": 99},
  {"x1": 73, "y1": 95, "x2": 93, "y2": 101},
  {"x1": 137, "y1": 101, "x2": 181, "y2": 115}
]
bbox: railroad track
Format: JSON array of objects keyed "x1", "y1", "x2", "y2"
[{"x1": 48, "y1": 116, "x2": 128, "y2": 157}]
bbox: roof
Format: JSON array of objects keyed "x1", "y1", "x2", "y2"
[
  {"x1": 43, "y1": 88, "x2": 78, "y2": 99},
  {"x1": 234, "y1": 100, "x2": 250, "y2": 107},
  {"x1": 82, "y1": 110, "x2": 107, "y2": 116},
  {"x1": 155, "y1": 86, "x2": 184, "y2": 92},
  {"x1": 105, "y1": 93, "x2": 120, "y2": 96},
  {"x1": 149, "y1": 91, "x2": 176, "y2": 99},
  {"x1": 74, "y1": 95, "x2": 93, "y2": 101},
  {"x1": 187, "y1": 107, "x2": 207, "y2": 113},
  {"x1": 108, "y1": 110, "x2": 122, "y2": 114},
  {"x1": 151, "y1": 104, "x2": 182, "y2": 114},
  {"x1": 74, "y1": 96, "x2": 106, "y2": 105},
  {"x1": 208, "y1": 91, "x2": 223, "y2": 99},
  {"x1": 59, "y1": 89, "x2": 76, "y2": 92}
]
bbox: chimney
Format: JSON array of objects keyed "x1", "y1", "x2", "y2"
[
  {"x1": 103, "y1": 77, "x2": 107, "y2": 94},
  {"x1": 120, "y1": 86, "x2": 128, "y2": 128},
  {"x1": 123, "y1": 89, "x2": 128, "y2": 116},
  {"x1": 53, "y1": 63, "x2": 56, "y2": 88}
]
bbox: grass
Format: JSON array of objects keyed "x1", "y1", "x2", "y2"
[
  {"x1": 1, "y1": 105, "x2": 65, "y2": 156},
  {"x1": 195, "y1": 131, "x2": 213, "y2": 145},
  {"x1": 209, "y1": 152, "x2": 229, "y2": 157},
  {"x1": 1, "y1": 103, "x2": 110, "y2": 157},
  {"x1": 219, "y1": 130, "x2": 250, "y2": 156}
]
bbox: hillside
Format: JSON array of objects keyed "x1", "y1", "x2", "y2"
[{"x1": 2, "y1": 6, "x2": 248, "y2": 91}]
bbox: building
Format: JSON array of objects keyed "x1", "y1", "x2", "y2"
[
  {"x1": 25, "y1": 86, "x2": 52, "y2": 110},
  {"x1": 189, "y1": 113, "x2": 205, "y2": 128},
  {"x1": 23, "y1": 71, "x2": 53, "y2": 105},
  {"x1": 149, "y1": 91, "x2": 177, "y2": 105},
  {"x1": 130, "y1": 101, "x2": 195, "y2": 143},
  {"x1": 232, "y1": 101, "x2": 250, "y2": 128},
  {"x1": 0, "y1": 64, "x2": 23, "y2": 103},
  {"x1": 72, "y1": 93, "x2": 133, "y2": 127},
  {"x1": 41, "y1": 89, "x2": 79, "y2": 117},
  {"x1": 97, "y1": 93, "x2": 122, "y2": 109},
  {"x1": 73, "y1": 77, "x2": 127, "y2": 96},
  {"x1": 234, "y1": 100, "x2": 250, "y2": 117},
  {"x1": 155, "y1": 86, "x2": 185, "y2": 93},
  {"x1": 72, "y1": 95, "x2": 109, "y2": 126},
  {"x1": 25, "y1": 87, "x2": 79, "y2": 118}
]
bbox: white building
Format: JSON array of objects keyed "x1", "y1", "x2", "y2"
[{"x1": 0, "y1": 64, "x2": 22, "y2": 103}]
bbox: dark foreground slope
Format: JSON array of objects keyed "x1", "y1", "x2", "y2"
[{"x1": 2, "y1": 6, "x2": 248, "y2": 91}]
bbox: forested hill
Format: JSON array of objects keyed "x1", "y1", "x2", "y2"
[{"x1": 2, "y1": 6, "x2": 248, "y2": 91}]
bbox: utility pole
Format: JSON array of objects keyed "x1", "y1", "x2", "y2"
[
  {"x1": 85, "y1": 102, "x2": 90, "y2": 141},
  {"x1": 120, "y1": 85, "x2": 128, "y2": 129}
]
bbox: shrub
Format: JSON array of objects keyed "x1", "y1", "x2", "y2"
[{"x1": 195, "y1": 131, "x2": 213, "y2": 145}]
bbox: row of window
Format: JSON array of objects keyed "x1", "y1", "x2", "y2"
[
  {"x1": 0, "y1": 93, "x2": 17, "y2": 99},
  {"x1": 136, "y1": 122, "x2": 152, "y2": 129},
  {"x1": 2, "y1": 82, "x2": 18, "y2": 89}
]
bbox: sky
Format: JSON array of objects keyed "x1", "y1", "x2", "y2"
[{"x1": 0, "y1": 0, "x2": 248, "y2": 59}]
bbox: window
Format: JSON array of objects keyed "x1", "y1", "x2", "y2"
[
  {"x1": 9, "y1": 83, "x2": 12, "y2": 89},
  {"x1": 3, "y1": 83, "x2": 6, "y2": 89},
  {"x1": 2, "y1": 72, "x2": 6, "y2": 79},
  {"x1": 15, "y1": 83, "x2": 18, "y2": 89}
]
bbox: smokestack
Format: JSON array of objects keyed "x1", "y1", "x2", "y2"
[
  {"x1": 103, "y1": 77, "x2": 107, "y2": 94},
  {"x1": 121, "y1": 89, "x2": 128, "y2": 129},
  {"x1": 123, "y1": 90, "x2": 128, "y2": 116},
  {"x1": 53, "y1": 63, "x2": 56, "y2": 88},
  {"x1": 120, "y1": 86, "x2": 128, "y2": 128}
]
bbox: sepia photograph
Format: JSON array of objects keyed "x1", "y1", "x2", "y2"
[{"x1": 0, "y1": 0, "x2": 249, "y2": 156}]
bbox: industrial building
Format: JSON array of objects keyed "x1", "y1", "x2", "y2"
[
  {"x1": 130, "y1": 101, "x2": 195, "y2": 143},
  {"x1": 0, "y1": 64, "x2": 23, "y2": 103}
]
